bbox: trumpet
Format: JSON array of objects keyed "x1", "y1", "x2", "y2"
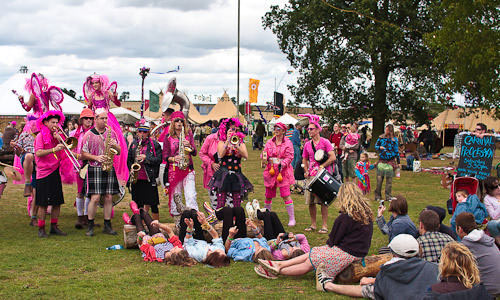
[
  {"x1": 230, "y1": 134, "x2": 240, "y2": 145},
  {"x1": 55, "y1": 125, "x2": 82, "y2": 172}
]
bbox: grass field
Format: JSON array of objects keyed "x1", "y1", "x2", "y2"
[{"x1": 0, "y1": 145, "x2": 497, "y2": 299}]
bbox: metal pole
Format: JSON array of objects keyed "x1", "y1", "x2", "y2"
[{"x1": 237, "y1": 0, "x2": 240, "y2": 117}]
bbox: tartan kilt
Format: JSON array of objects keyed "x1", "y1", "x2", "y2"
[{"x1": 86, "y1": 166, "x2": 120, "y2": 196}]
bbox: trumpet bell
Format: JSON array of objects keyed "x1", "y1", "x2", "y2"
[
  {"x1": 131, "y1": 163, "x2": 141, "y2": 172},
  {"x1": 230, "y1": 135, "x2": 239, "y2": 145},
  {"x1": 66, "y1": 137, "x2": 79, "y2": 150}
]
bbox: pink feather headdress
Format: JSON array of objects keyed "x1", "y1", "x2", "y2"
[
  {"x1": 36, "y1": 110, "x2": 65, "y2": 145},
  {"x1": 298, "y1": 114, "x2": 322, "y2": 131}
]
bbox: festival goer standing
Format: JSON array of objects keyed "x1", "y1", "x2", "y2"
[
  {"x1": 72, "y1": 108, "x2": 94, "y2": 229},
  {"x1": 340, "y1": 123, "x2": 360, "y2": 182},
  {"x1": 162, "y1": 111, "x2": 198, "y2": 220},
  {"x1": 81, "y1": 109, "x2": 121, "y2": 236},
  {"x1": 374, "y1": 124, "x2": 400, "y2": 201},
  {"x1": 301, "y1": 115, "x2": 336, "y2": 234},
  {"x1": 255, "y1": 120, "x2": 265, "y2": 150},
  {"x1": 261, "y1": 122, "x2": 296, "y2": 226},
  {"x1": 127, "y1": 121, "x2": 162, "y2": 220},
  {"x1": 34, "y1": 111, "x2": 68, "y2": 237},
  {"x1": 209, "y1": 118, "x2": 253, "y2": 209},
  {"x1": 83, "y1": 74, "x2": 128, "y2": 185},
  {"x1": 199, "y1": 129, "x2": 222, "y2": 209},
  {"x1": 289, "y1": 124, "x2": 302, "y2": 169},
  {"x1": 329, "y1": 123, "x2": 343, "y2": 181}
]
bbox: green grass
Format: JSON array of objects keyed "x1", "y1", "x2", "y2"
[{"x1": 0, "y1": 146, "x2": 497, "y2": 299}]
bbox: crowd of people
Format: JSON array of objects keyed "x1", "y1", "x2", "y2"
[{"x1": 1, "y1": 71, "x2": 499, "y2": 298}]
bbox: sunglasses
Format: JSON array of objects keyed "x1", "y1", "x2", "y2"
[
  {"x1": 475, "y1": 128, "x2": 483, "y2": 131},
  {"x1": 174, "y1": 119, "x2": 183, "y2": 123},
  {"x1": 307, "y1": 127, "x2": 316, "y2": 131},
  {"x1": 82, "y1": 117, "x2": 93, "y2": 120}
]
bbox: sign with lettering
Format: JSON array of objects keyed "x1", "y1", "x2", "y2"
[{"x1": 457, "y1": 134, "x2": 495, "y2": 180}]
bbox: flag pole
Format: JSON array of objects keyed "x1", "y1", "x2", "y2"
[{"x1": 139, "y1": 67, "x2": 150, "y2": 119}]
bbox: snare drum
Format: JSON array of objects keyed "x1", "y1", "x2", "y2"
[{"x1": 306, "y1": 168, "x2": 341, "y2": 206}]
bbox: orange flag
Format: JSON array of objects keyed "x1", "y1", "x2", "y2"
[{"x1": 249, "y1": 78, "x2": 259, "y2": 103}]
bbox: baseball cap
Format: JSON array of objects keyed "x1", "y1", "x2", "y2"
[{"x1": 388, "y1": 234, "x2": 419, "y2": 258}]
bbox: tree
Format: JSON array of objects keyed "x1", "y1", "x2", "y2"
[
  {"x1": 425, "y1": 0, "x2": 499, "y2": 109},
  {"x1": 263, "y1": 0, "x2": 444, "y2": 143},
  {"x1": 119, "y1": 91, "x2": 130, "y2": 101}
]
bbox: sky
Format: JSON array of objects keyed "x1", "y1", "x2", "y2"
[{"x1": 0, "y1": 0, "x2": 297, "y2": 106}]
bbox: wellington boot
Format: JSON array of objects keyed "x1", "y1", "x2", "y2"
[{"x1": 75, "y1": 216, "x2": 86, "y2": 229}]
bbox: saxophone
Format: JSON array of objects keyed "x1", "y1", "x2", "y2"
[
  {"x1": 177, "y1": 125, "x2": 192, "y2": 170},
  {"x1": 129, "y1": 140, "x2": 142, "y2": 184},
  {"x1": 102, "y1": 125, "x2": 118, "y2": 172}
]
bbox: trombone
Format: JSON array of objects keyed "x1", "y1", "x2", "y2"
[{"x1": 55, "y1": 125, "x2": 82, "y2": 172}]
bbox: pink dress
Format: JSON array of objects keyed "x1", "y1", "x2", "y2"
[
  {"x1": 355, "y1": 161, "x2": 372, "y2": 194},
  {"x1": 262, "y1": 137, "x2": 294, "y2": 190},
  {"x1": 199, "y1": 133, "x2": 219, "y2": 189}
]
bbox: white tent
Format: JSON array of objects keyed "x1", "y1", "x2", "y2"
[
  {"x1": 0, "y1": 72, "x2": 85, "y2": 115},
  {"x1": 110, "y1": 107, "x2": 153, "y2": 124},
  {"x1": 269, "y1": 113, "x2": 298, "y2": 125}
]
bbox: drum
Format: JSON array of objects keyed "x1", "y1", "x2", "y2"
[
  {"x1": 99, "y1": 185, "x2": 126, "y2": 207},
  {"x1": 314, "y1": 149, "x2": 328, "y2": 164},
  {"x1": 306, "y1": 168, "x2": 341, "y2": 206}
]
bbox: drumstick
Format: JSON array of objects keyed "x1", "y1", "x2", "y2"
[{"x1": 0, "y1": 162, "x2": 22, "y2": 170}]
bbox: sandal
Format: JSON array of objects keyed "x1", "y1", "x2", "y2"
[
  {"x1": 258, "y1": 259, "x2": 280, "y2": 275},
  {"x1": 254, "y1": 265, "x2": 278, "y2": 279},
  {"x1": 318, "y1": 228, "x2": 328, "y2": 234},
  {"x1": 304, "y1": 226, "x2": 316, "y2": 232}
]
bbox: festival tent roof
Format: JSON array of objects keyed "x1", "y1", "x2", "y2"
[
  {"x1": 269, "y1": 113, "x2": 298, "y2": 125},
  {"x1": 0, "y1": 72, "x2": 85, "y2": 116},
  {"x1": 430, "y1": 108, "x2": 500, "y2": 131},
  {"x1": 110, "y1": 107, "x2": 153, "y2": 124},
  {"x1": 205, "y1": 91, "x2": 246, "y2": 125}
]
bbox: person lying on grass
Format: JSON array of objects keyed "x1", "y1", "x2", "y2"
[
  {"x1": 255, "y1": 182, "x2": 373, "y2": 280},
  {"x1": 123, "y1": 205, "x2": 195, "y2": 267},
  {"x1": 183, "y1": 211, "x2": 231, "y2": 268},
  {"x1": 224, "y1": 217, "x2": 273, "y2": 262}
]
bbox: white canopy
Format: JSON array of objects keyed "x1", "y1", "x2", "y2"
[
  {"x1": 110, "y1": 107, "x2": 153, "y2": 124},
  {"x1": 0, "y1": 72, "x2": 85, "y2": 115},
  {"x1": 269, "y1": 113, "x2": 298, "y2": 125}
]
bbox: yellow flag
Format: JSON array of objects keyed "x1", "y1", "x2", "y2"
[{"x1": 249, "y1": 78, "x2": 259, "y2": 103}]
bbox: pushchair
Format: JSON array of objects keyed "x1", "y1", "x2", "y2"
[{"x1": 447, "y1": 176, "x2": 479, "y2": 215}]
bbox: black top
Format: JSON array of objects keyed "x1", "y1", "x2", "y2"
[{"x1": 326, "y1": 212, "x2": 373, "y2": 257}]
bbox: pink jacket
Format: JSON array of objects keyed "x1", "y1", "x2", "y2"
[
  {"x1": 199, "y1": 133, "x2": 219, "y2": 188},
  {"x1": 270, "y1": 234, "x2": 310, "y2": 260},
  {"x1": 262, "y1": 136, "x2": 294, "y2": 188}
]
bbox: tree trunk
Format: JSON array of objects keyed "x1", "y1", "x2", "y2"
[{"x1": 368, "y1": 62, "x2": 390, "y2": 151}]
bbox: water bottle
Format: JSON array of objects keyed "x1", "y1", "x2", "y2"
[{"x1": 106, "y1": 244, "x2": 123, "y2": 250}]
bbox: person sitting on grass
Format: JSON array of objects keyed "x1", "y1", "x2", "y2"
[
  {"x1": 316, "y1": 234, "x2": 439, "y2": 300},
  {"x1": 122, "y1": 205, "x2": 195, "y2": 266},
  {"x1": 423, "y1": 242, "x2": 492, "y2": 299},
  {"x1": 417, "y1": 209, "x2": 454, "y2": 263},
  {"x1": 450, "y1": 189, "x2": 488, "y2": 238},
  {"x1": 483, "y1": 176, "x2": 500, "y2": 244},
  {"x1": 255, "y1": 183, "x2": 373, "y2": 281},
  {"x1": 376, "y1": 195, "x2": 419, "y2": 246},
  {"x1": 456, "y1": 212, "x2": 500, "y2": 296}
]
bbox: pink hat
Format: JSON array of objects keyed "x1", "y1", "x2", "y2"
[
  {"x1": 298, "y1": 114, "x2": 322, "y2": 132},
  {"x1": 170, "y1": 111, "x2": 185, "y2": 120},
  {"x1": 274, "y1": 122, "x2": 287, "y2": 131}
]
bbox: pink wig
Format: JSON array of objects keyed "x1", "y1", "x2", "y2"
[
  {"x1": 299, "y1": 114, "x2": 322, "y2": 131},
  {"x1": 218, "y1": 118, "x2": 243, "y2": 141}
]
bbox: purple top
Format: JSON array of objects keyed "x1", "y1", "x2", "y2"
[{"x1": 302, "y1": 137, "x2": 334, "y2": 175}]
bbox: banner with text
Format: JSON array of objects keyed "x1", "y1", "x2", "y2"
[{"x1": 457, "y1": 134, "x2": 495, "y2": 180}]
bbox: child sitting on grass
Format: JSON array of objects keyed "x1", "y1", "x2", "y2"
[{"x1": 450, "y1": 189, "x2": 488, "y2": 239}]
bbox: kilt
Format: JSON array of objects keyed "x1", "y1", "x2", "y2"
[
  {"x1": 36, "y1": 168, "x2": 64, "y2": 206},
  {"x1": 86, "y1": 166, "x2": 120, "y2": 196},
  {"x1": 131, "y1": 180, "x2": 159, "y2": 207}
]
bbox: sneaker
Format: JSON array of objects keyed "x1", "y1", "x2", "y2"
[
  {"x1": 122, "y1": 213, "x2": 131, "y2": 225},
  {"x1": 315, "y1": 263, "x2": 333, "y2": 292},
  {"x1": 245, "y1": 202, "x2": 256, "y2": 220},
  {"x1": 129, "y1": 201, "x2": 140, "y2": 215}
]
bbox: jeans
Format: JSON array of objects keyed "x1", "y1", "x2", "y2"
[{"x1": 375, "y1": 175, "x2": 393, "y2": 200}]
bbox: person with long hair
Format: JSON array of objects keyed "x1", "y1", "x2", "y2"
[
  {"x1": 374, "y1": 124, "x2": 400, "y2": 201},
  {"x1": 82, "y1": 74, "x2": 128, "y2": 185},
  {"x1": 255, "y1": 183, "x2": 373, "y2": 280},
  {"x1": 261, "y1": 122, "x2": 296, "y2": 226},
  {"x1": 208, "y1": 118, "x2": 253, "y2": 209},
  {"x1": 162, "y1": 111, "x2": 198, "y2": 220},
  {"x1": 483, "y1": 176, "x2": 500, "y2": 242},
  {"x1": 71, "y1": 108, "x2": 94, "y2": 229},
  {"x1": 424, "y1": 242, "x2": 491, "y2": 298}
]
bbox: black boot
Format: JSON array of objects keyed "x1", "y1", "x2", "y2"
[
  {"x1": 103, "y1": 220, "x2": 117, "y2": 235},
  {"x1": 50, "y1": 224, "x2": 67, "y2": 236},
  {"x1": 86, "y1": 220, "x2": 95, "y2": 236},
  {"x1": 38, "y1": 227, "x2": 48, "y2": 238},
  {"x1": 75, "y1": 215, "x2": 86, "y2": 229}
]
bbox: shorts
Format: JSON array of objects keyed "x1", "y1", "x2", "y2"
[
  {"x1": 342, "y1": 158, "x2": 356, "y2": 178},
  {"x1": 304, "y1": 178, "x2": 322, "y2": 205},
  {"x1": 265, "y1": 186, "x2": 291, "y2": 199},
  {"x1": 361, "y1": 284, "x2": 375, "y2": 299}
]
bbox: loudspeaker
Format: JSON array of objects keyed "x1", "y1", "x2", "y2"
[{"x1": 274, "y1": 92, "x2": 284, "y2": 115}]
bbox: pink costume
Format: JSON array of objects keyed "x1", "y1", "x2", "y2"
[
  {"x1": 355, "y1": 161, "x2": 373, "y2": 194},
  {"x1": 199, "y1": 133, "x2": 219, "y2": 189},
  {"x1": 83, "y1": 74, "x2": 128, "y2": 183},
  {"x1": 262, "y1": 136, "x2": 294, "y2": 202},
  {"x1": 302, "y1": 138, "x2": 335, "y2": 176},
  {"x1": 71, "y1": 125, "x2": 92, "y2": 193}
]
